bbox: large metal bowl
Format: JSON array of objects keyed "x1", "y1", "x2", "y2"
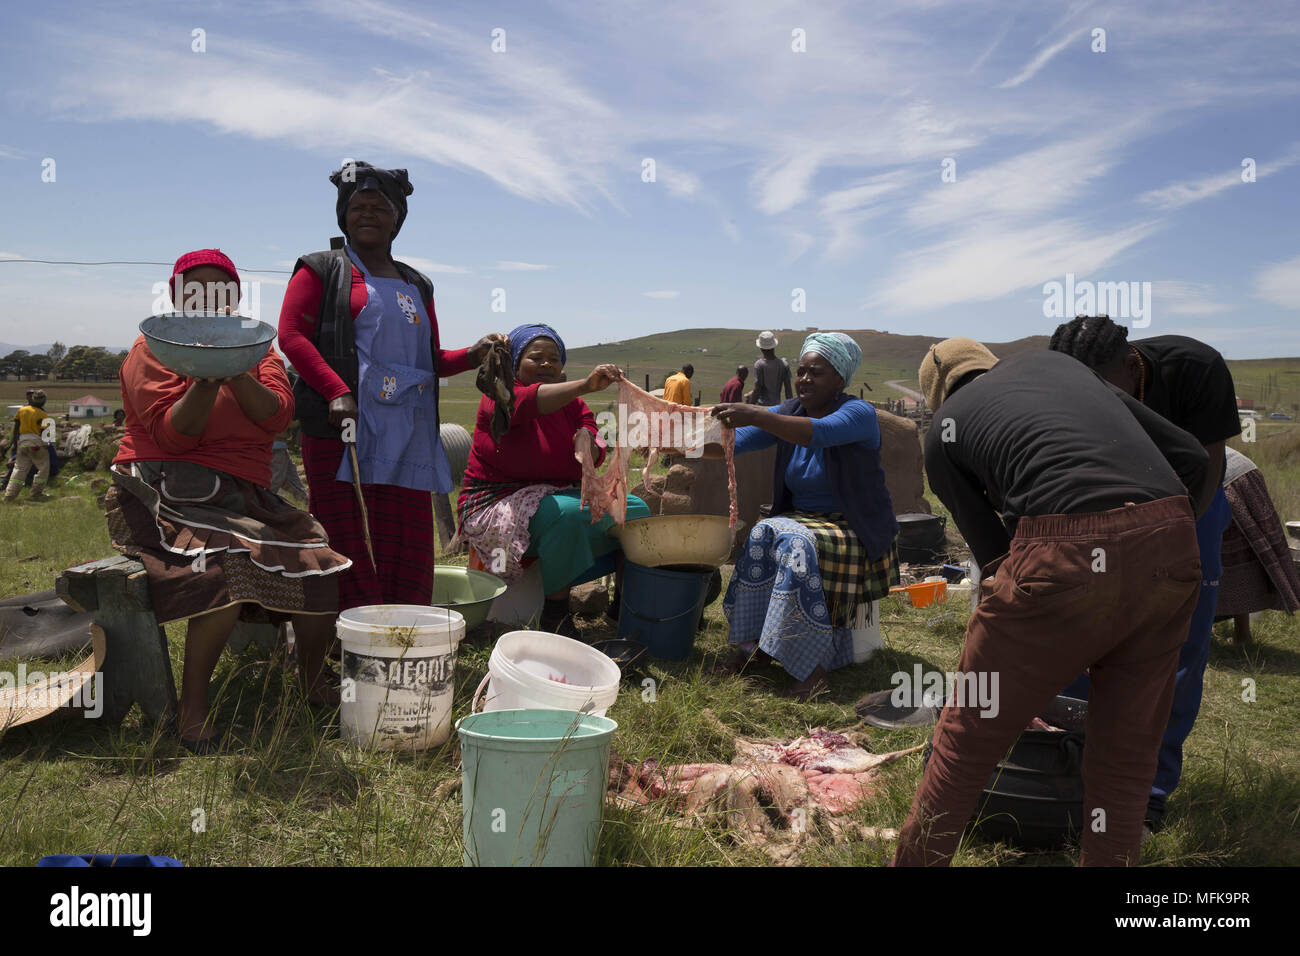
[
  {"x1": 611, "y1": 514, "x2": 739, "y2": 569},
  {"x1": 140, "y1": 312, "x2": 276, "y2": 379},
  {"x1": 431, "y1": 566, "x2": 508, "y2": 630}
]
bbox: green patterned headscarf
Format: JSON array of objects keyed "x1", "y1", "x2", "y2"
[{"x1": 800, "y1": 332, "x2": 861, "y2": 385}]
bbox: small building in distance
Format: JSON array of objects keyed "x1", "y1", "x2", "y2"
[{"x1": 69, "y1": 394, "x2": 112, "y2": 418}]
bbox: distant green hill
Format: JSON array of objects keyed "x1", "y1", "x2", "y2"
[{"x1": 567, "y1": 328, "x2": 1052, "y2": 400}]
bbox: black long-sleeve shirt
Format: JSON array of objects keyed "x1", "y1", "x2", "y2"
[{"x1": 924, "y1": 350, "x2": 1210, "y2": 569}]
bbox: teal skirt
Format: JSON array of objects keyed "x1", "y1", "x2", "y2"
[{"x1": 523, "y1": 489, "x2": 651, "y2": 594}]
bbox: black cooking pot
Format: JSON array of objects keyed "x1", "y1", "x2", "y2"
[
  {"x1": 922, "y1": 695, "x2": 1088, "y2": 849},
  {"x1": 896, "y1": 512, "x2": 947, "y2": 564}
]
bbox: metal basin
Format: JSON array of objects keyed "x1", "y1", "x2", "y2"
[
  {"x1": 140, "y1": 312, "x2": 276, "y2": 379},
  {"x1": 431, "y1": 566, "x2": 507, "y2": 629},
  {"x1": 611, "y1": 514, "x2": 739, "y2": 569}
]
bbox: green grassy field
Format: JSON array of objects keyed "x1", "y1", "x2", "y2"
[
  {"x1": 2, "y1": 332, "x2": 1298, "y2": 867},
  {"x1": 1, "y1": 462, "x2": 1297, "y2": 866}
]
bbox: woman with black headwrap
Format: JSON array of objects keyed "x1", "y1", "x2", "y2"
[{"x1": 278, "y1": 161, "x2": 505, "y2": 611}]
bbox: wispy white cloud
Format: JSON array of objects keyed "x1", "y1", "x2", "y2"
[
  {"x1": 0, "y1": 145, "x2": 24, "y2": 160},
  {"x1": 819, "y1": 171, "x2": 909, "y2": 259},
  {"x1": 1139, "y1": 143, "x2": 1300, "y2": 210},
  {"x1": 495, "y1": 261, "x2": 550, "y2": 271},
  {"x1": 642, "y1": 290, "x2": 680, "y2": 299},
  {"x1": 869, "y1": 219, "x2": 1159, "y2": 313},
  {"x1": 907, "y1": 128, "x2": 1134, "y2": 229},
  {"x1": 998, "y1": 28, "x2": 1088, "y2": 88},
  {"x1": 1254, "y1": 254, "x2": 1300, "y2": 307}
]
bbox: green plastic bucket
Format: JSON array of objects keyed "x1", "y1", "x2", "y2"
[{"x1": 457, "y1": 708, "x2": 617, "y2": 867}]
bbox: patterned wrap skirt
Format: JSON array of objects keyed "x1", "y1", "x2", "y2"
[
  {"x1": 723, "y1": 511, "x2": 899, "y2": 681},
  {"x1": 106, "y1": 460, "x2": 351, "y2": 625},
  {"x1": 457, "y1": 477, "x2": 651, "y2": 594}
]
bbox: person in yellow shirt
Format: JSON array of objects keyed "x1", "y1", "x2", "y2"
[
  {"x1": 663, "y1": 363, "x2": 694, "y2": 406},
  {"x1": 5, "y1": 389, "x2": 52, "y2": 501}
]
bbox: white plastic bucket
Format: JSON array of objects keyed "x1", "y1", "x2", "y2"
[
  {"x1": 473, "y1": 630, "x2": 621, "y2": 717},
  {"x1": 337, "y1": 604, "x2": 466, "y2": 751},
  {"x1": 851, "y1": 600, "x2": 883, "y2": 663}
]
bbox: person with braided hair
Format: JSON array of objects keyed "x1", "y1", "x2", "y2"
[{"x1": 1049, "y1": 315, "x2": 1240, "y2": 834}]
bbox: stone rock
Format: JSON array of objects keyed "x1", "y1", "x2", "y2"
[
  {"x1": 90, "y1": 477, "x2": 108, "y2": 491},
  {"x1": 876, "y1": 409, "x2": 929, "y2": 516},
  {"x1": 665, "y1": 464, "x2": 696, "y2": 494},
  {"x1": 569, "y1": 581, "x2": 608, "y2": 617},
  {"x1": 660, "y1": 491, "x2": 692, "y2": 515}
]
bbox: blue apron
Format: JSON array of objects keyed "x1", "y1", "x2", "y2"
[{"x1": 335, "y1": 246, "x2": 451, "y2": 493}]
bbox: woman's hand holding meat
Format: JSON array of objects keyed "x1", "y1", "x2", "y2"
[
  {"x1": 584, "y1": 364, "x2": 622, "y2": 394},
  {"x1": 711, "y1": 402, "x2": 762, "y2": 429},
  {"x1": 468, "y1": 332, "x2": 509, "y2": 367}
]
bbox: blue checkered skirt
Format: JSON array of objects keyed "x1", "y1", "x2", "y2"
[{"x1": 723, "y1": 512, "x2": 898, "y2": 681}]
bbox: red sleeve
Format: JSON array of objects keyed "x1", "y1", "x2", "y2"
[
  {"x1": 251, "y1": 349, "x2": 295, "y2": 435},
  {"x1": 426, "y1": 294, "x2": 472, "y2": 377},
  {"x1": 277, "y1": 266, "x2": 351, "y2": 402},
  {"x1": 507, "y1": 381, "x2": 542, "y2": 425},
  {"x1": 121, "y1": 343, "x2": 202, "y2": 454}
]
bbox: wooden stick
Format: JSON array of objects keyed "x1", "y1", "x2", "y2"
[{"x1": 348, "y1": 442, "x2": 377, "y2": 573}]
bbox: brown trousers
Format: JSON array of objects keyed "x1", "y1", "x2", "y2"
[{"x1": 893, "y1": 497, "x2": 1201, "y2": 866}]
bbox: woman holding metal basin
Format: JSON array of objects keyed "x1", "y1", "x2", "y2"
[
  {"x1": 108, "y1": 249, "x2": 351, "y2": 753},
  {"x1": 277, "y1": 162, "x2": 505, "y2": 612},
  {"x1": 456, "y1": 324, "x2": 651, "y2": 637},
  {"x1": 707, "y1": 332, "x2": 900, "y2": 700}
]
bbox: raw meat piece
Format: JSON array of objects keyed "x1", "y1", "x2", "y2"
[
  {"x1": 475, "y1": 340, "x2": 515, "y2": 442},
  {"x1": 733, "y1": 728, "x2": 902, "y2": 775},
  {"x1": 606, "y1": 729, "x2": 924, "y2": 863},
  {"x1": 575, "y1": 428, "x2": 629, "y2": 525},
  {"x1": 576, "y1": 378, "x2": 738, "y2": 529}
]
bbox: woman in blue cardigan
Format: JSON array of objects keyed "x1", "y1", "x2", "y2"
[{"x1": 710, "y1": 333, "x2": 899, "y2": 700}]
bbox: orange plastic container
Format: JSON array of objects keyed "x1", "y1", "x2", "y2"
[{"x1": 890, "y1": 580, "x2": 948, "y2": 608}]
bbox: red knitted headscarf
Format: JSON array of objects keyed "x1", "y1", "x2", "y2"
[{"x1": 170, "y1": 248, "x2": 241, "y2": 307}]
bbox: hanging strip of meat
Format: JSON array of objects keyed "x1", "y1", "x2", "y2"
[
  {"x1": 574, "y1": 378, "x2": 738, "y2": 529},
  {"x1": 475, "y1": 340, "x2": 515, "y2": 443}
]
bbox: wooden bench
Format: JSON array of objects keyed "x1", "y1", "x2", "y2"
[{"x1": 55, "y1": 555, "x2": 280, "y2": 723}]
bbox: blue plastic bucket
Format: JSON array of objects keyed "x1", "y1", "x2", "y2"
[
  {"x1": 617, "y1": 561, "x2": 711, "y2": 660},
  {"x1": 457, "y1": 708, "x2": 617, "y2": 867}
]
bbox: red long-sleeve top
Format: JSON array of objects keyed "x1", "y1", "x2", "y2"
[
  {"x1": 113, "y1": 336, "x2": 295, "y2": 487},
  {"x1": 464, "y1": 382, "x2": 605, "y2": 485},
  {"x1": 276, "y1": 264, "x2": 471, "y2": 401}
]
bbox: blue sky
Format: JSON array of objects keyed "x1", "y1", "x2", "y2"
[{"x1": 1, "y1": 0, "x2": 1298, "y2": 358}]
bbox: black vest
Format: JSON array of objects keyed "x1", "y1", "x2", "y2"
[
  {"x1": 769, "y1": 394, "x2": 899, "y2": 561},
  {"x1": 290, "y1": 249, "x2": 436, "y2": 437}
]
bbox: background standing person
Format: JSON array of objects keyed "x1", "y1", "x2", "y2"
[
  {"x1": 1049, "y1": 316, "x2": 1239, "y2": 833},
  {"x1": 663, "y1": 363, "x2": 694, "y2": 405},
  {"x1": 895, "y1": 340, "x2": 1210, "y2": 866},
  {"x1": 277, "y1": 161, "x2": 505, "y2": 610},
  {"x1": 752, "y1": 331, "x2": 792, "y2": 405},
  {"x1": 5, "y1": 389, "x2": 51, "y2": 502},
  {"x1": 720, "y1": 365, "x2": 747, "y2": 403}
]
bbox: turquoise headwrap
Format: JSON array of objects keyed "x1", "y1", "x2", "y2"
[{"x1": 800, "y1": 332, "x2": 861, "y2": 385}]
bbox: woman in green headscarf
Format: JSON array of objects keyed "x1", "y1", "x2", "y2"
[{"x1": 708, "y1": 332, "x2": 900, "y2": 700}]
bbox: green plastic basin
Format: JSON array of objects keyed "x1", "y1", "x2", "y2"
[{"x1": 431, "y1": 566, "x2": 507, "y2": 629}]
